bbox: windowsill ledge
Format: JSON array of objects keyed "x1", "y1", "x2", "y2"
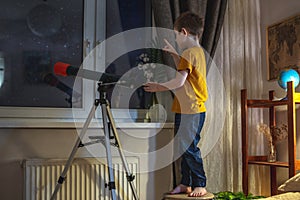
[{"x1": 0, "y1": 118, "x2": 174, "y2": 129}]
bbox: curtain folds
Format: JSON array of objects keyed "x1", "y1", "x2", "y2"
[
  {"x1": 151, "y1": 0, "x2": 227, "y2": 58},
  {"x1": 152, "y1": 0, "x2": 267, "y2": 196},
  {"x1": 207, "y1": 0, "x2": 266, "y2": 195},
  {"x1": 202, "y1": 0, "x2": 228, "y2": 59},
  {"x1": 151, "y1": 0, "x2": 229, "y2": 191}
]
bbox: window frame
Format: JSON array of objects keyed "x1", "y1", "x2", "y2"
[{"x1": 0, "y1": 0, "x2": 152, "y2": 127}]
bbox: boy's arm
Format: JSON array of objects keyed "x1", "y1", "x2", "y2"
[
  {"x1": 143, "y1": 70, "x2": 188, "y2": 92},
  {"x1": 144, "y1": 39, "x2": 188, "y2": 93},
  {"x1": 163, "y1": 39, "x2": 180, "y2": 67}
]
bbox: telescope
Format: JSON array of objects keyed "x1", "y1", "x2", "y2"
[
  {"x1": 54, "y1": 62, "x2": 122, "y2": 83},
  {"x1": 50, "y1": 62, "x2": 140, "y2": 200}
]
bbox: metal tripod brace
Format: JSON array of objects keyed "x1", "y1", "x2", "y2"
[{"x1": 50, "y1": 82, "x2": 139, "y2": 200}]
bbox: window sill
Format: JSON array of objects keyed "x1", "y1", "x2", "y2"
[{"x1": 0, "y1": 118, "x2": 174, "y2": 129}]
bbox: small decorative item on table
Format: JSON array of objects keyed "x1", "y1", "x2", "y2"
[
  {"x1": 277, "y1": 69, "x2": 300, "y2": 90},
  {"x1": 268, "y1": 143, "x2": 277, "y2": 162},
  {"x1": 257, "y1": 123, "x2": 288, "y2": 162}
]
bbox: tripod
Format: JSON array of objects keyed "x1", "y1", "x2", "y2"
[{"x1": 50, "y1": 82, "x2": 139, "y2": 200}]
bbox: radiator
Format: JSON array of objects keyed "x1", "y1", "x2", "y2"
[{"x1": 23, "y1": 157, "x2": 139, "y2": 200}]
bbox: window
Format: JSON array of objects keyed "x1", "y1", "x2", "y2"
[{"x1": 0, "y1": 0, "x2": 154, "y2": 123}]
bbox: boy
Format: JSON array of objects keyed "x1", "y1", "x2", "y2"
[{"x1": 143, "y1": 12, "x2": 208, "y2": 197}]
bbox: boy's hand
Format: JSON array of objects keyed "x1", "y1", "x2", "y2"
[
  {"x1": 143, "y1": 82, "x2": 161, "y2": 92},
  {"x1": 163, "y1": 39, "x2": 178, "y2": 56}
]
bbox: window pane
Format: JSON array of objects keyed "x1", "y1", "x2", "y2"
[
  {"x1": 105, "y1": 0, "x2": 152, "y2": 109},
  {"x1": 0, "y1": 0, "x2": 83, "y2": 108}
]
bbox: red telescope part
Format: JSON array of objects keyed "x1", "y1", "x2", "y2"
[
  {"x1": 53, "y1": 62, "x2": 122, "y2": 83},
  {"x1": 54, "y1": 62, "x2": 71, "y2": 76}
]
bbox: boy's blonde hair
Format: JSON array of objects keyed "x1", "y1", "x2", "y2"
[{"x1": 174, "y1": 11, "x2": 204, "y2": 39}]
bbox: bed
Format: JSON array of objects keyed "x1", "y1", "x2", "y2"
[{"x1": 263, "y1": 172, "x2": 300, "y2": 199}]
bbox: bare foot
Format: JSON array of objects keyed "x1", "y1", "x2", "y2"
[
  {"x1": 188, "y1": 187, "x2": 207, "y2": 197},
  {"x1": 170, "y1": 184, "x2": 192, "y2": 194}
]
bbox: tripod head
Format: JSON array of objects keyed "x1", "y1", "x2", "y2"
[
  {"x1": 97, "y1": 81, "x2": 119, "y2": 103},
  {"x1": 97, "y1": 81, "x2": 117, "y2": 92}
]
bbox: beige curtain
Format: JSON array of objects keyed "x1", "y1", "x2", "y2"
[{"x1": 204, "y1": 0, "x2": 269, "y2": 196}]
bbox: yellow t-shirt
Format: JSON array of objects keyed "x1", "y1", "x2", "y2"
[{"x1": 171, "y1": 46, "x2": 208, "y2": 114}]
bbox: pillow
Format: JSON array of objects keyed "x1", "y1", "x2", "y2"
[{"x1": 278, "y1": 173, "x2": 300, "y2": 192}]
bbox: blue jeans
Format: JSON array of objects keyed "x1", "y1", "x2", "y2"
[{"x1": 174, "y1": 112, "x2": 206, "y2": 188}]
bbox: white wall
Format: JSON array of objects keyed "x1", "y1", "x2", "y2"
[
  {"x1": 260, "y1": 0, "x2": 300, "y2": 187},
  {"x1": 0, "y1": 125, "x2": 173, "y2": 200}
]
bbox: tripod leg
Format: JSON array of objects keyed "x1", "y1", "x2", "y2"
[
  {"x1": 101, "y1": 103, "x2": 117, "y2": 200},
  {"x1": 105, "y1": 104, "x2": 140, "y2": 200},
  {"x1": 50, "y1": 104, "x2": 97, "y2": 200}
]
